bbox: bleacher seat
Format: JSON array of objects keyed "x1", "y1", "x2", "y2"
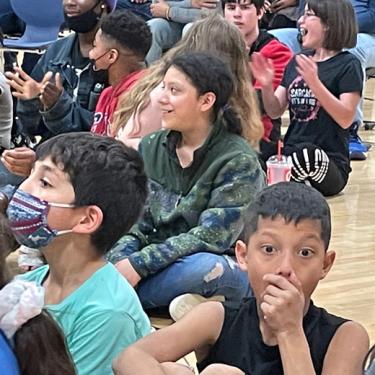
[{"x1": 1, "y1": 0, "x2": 64, "y2": 52}]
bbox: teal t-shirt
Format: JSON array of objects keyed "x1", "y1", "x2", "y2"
[{"x1": 21, "y1": 263, "x2": 151, "y2": 375}]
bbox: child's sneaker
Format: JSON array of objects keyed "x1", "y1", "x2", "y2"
[
  {"x1": 349, "y1": 134, "x2": 368, "y2": 160},
  {"x1": 169, "y1": 293, "x2": 225, "y2": 321}
]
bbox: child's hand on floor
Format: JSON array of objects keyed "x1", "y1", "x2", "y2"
[{"x1": 260, "y1": 272, "x2": 305, "y2": 338}]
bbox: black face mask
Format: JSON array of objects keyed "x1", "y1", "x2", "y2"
[
  {"x1": 89, "y1": 50, "x2": 112, "y2": 84},
  {"x1": 90, "y1": 66, "x2": 108, "y2": 85},
  {"x1": 64, "y1": 0, "x2": 103, "y2": 34}
]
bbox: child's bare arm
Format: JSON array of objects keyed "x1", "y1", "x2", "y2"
[
  {"x1": 112, "y1": 301, "x2": 224, "y2": 375},
  {"x1": 321, "y1": 321, "x2": 369, "y2": 375},
  {"x1": 250, "y1": 53, "x2": 288, "y2": 119},
  {"x1": 295, "y1": 55, "x2": 360, "y2": 129},
  {"x1": 261, "y1": 272, "x2": 370, "y2": 375}
]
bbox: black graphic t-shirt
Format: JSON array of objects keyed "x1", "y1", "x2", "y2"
[{"x1": 281, "y1": 51, "x2": 363, "y2": 178}]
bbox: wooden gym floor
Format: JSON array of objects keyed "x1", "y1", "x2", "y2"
[{"x1": 313, "y1": 79, "x2": 375, "y2": 343}]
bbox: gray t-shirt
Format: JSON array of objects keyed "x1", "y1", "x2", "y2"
[{"x1": 0, "y1": 73, "x2": 12, "y2": 149}]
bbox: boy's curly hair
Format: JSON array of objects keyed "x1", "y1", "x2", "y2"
[{"x1": 100, "y1": 9, "x2": 151, "y2": 59}]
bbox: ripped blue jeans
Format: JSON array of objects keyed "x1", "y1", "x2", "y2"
[{"x1": 136, "y1": 252, "x2": 252, "y2": 309}]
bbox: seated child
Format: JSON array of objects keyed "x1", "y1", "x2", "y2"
[
  {"x1": 89, "y1": 9, "x2": 152, "y2": 137},
  {"x1": 107, "y1": 52, "x2": 265, "y2": 310},
  {"x1": 6, "y1": 133, "x2": 151, "y2": 375},
  {"x1": 0, "y1": 214, "x2": 75, "y2": 375},
  {"x1": 252, "y1": 0, "x2": 363, "y2": 196},
  {"x1": 113, "y1": 182, "x2": 370, "y2": 375}
]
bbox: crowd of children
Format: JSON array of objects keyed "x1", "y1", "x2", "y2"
[{"x1": 0, "y1": 0, "x2": 374, "y2": 373}]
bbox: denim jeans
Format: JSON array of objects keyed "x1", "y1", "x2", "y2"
[
  {"x1": 0, "y1": 161, "x2": 24, "y2": 190},
  {"x1": 268, "y1": 28, "x2": 301, "y2": 54},
  {"x1": 136, "y1": 252, "x2": 252, "y2": 309},
  {"x1": 269, "y1": 29, "x2": 375, "y2": 124},
  {"x1": 116, "y1": 0, "x2": 152, "y2": 21},
  {"x1": 146, "y1": 19, "x2": 185, "y2": 64}
]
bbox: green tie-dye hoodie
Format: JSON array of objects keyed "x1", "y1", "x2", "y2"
[{"x1": 107, "y1": 123, "x2": 266, "y2": 278}]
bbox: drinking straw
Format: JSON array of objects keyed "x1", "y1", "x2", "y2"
[{"x1": 277, "y1": 140, "x2": 282, "y2": 161}]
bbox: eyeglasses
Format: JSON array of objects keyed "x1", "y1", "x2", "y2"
[{"x1": 302, "y1": 11, "x2": 319, "y2": 19}]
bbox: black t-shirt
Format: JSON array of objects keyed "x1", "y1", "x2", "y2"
[
  {"x1": 281, "y1": 51, "x2": 363, "y2": 179},
  {"x1": 71, "y1": 37, "x2": 90, "y2": 70},
  {"x1": 197, "y1": 297, "x2": 348, "y2": 375}
]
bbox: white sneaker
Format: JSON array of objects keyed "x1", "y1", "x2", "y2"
[{"x1": 169, "y1": 293, "x2": 225, "y2": 321}]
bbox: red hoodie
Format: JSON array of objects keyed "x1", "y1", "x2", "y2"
[
  {"x1": 252, "y1": 34, "x2": 293, "y2": 140},
  {"x1": 91, "y1": 70, "x2": 145, "y2": 136}
]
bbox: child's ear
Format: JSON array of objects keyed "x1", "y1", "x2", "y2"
[
  {"x1": 108, "y1": 48, "x2": 119, "y2": 63},
  {"x1": 235, "y1": 240, "x2": 248, "y2": 272},
  {"x1": 73, "y1": 206, "x2": 103, "y2": 235},
  {"x1": 199, "y1": 92, "x2": 216, "y2": 113},
  {"x1": 258, "y1": 7, "x2": 264, "y2": 20},
  {"x1": 320, "y1": 250, "x2": 335, "y2": 280}
]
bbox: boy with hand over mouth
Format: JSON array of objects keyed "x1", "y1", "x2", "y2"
[{"x1": 113, "y1": 182, "x2": 369, "y2": 375}]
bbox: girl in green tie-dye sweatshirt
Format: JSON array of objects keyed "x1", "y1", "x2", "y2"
[{"x1": 107, "y1": 52, "x2": 265, "y2": 308}]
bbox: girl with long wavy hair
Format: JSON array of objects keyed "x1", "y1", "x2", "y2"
[{"x1": 111, "y1": 13, "x2": 263, "y2": 149}]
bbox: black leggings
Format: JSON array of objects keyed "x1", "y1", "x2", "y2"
[{"x1": 285, "y1": 143, "x2": 348, "y2": 196}]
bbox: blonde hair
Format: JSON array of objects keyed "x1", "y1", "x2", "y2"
[{"x1": 111, "y1": 14, "x2": 263, "y2": 145}]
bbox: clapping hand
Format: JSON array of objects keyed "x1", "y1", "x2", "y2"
[
  {"x1": 5, "y1": 66, "x2": 47, "y2": 100},
  {"x1": 6, "y1": 67, "x2": 63, "y2": 109},
  {"x1": 296, "y1": 54, "x2": 320, "y2": 89},
  {"x1": 39, "y1": 72, "x2": 63, "y2": 109},
  {"x1": 250, "y1": 52, "x2": 275, "y2": 88}
]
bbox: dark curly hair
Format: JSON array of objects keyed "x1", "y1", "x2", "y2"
[
  {"x1": 36, "y1": 133, "x2": 148, "y2": 255},
  {"x1": 100, "y1": 9, "x2": 152, "y2": 59},
  {"x1": 242, "y1": 182, "x2": 331, "y2": 250}
]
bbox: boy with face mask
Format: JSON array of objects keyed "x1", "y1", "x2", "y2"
[
  {"x1": 5, "y1": 0, "x2": 117, "y2": 141},
  {"x1": 6, "y1": 133, "x2": 151, "y2": 375},
  {"x1": 1, "y1": 0, "x2": 119, "y2": 268},
  {"x1": 89, "y1": 10, "x2": 152, "y2": 136}
]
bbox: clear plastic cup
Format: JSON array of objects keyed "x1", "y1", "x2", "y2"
[{"x1": 266, "y1": 155, "x2": 292, "y2": 185}]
